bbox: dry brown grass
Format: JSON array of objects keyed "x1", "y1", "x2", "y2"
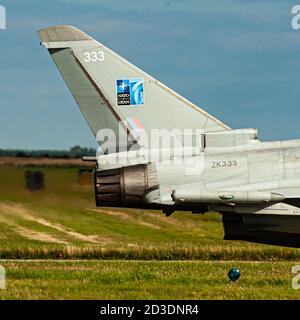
[
  {"x1": 0, "y1": 203, "x2": 110, "y2": 245},
  {"x1": 0, "y1": 157, "x2": 94, "y2": 167}
]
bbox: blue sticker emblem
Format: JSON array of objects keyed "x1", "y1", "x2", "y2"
[{"x1": 117, "y1": 79, "x2": 144, "y2": 106}]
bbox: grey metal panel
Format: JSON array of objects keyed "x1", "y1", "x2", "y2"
[
  {"x1": 39, "y1": 25, "x2": 229, "y2": 135},
  {"x1": 48, "y1": 48, "x2": 127, "y2": 144},
  {"x1": 247, "y1": 149, "x2": 285, "y2": 184},
  {"x1": 205, "y1": 128, "x2": 258, "y2": 148},
  {"x1": 39, "y1": 25, "x2": 92, "y2": 42},
  {"x1": 72, "y1": 45, "x2": 229, "y2": 133},
  {"x1": 38, "y1": 26, "x2": 300, "y2": 248},
  {"x1": 284, "y1": 147, "x2": 300, "y2": 179}
]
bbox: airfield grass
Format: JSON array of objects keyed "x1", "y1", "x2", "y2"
[
  {"x1": 0, "y1": 260, "x2": 299, "y2": 299},
  {"x1": 1, "y1": 166, "x2": 300, "y2": 261},
  {"x1": 0, "y1": 165, "x2": 300, "y2": 299}
]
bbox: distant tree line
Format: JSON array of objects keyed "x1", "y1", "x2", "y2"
[{"x1": 0, "y1": 146, "x2": 97, "y2": 159}]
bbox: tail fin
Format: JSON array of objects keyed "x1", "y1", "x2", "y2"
[{"x1": 38, "y1": 25, "x2": 229, "y2": 149}]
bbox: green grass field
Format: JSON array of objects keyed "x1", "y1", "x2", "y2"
[
  {"x1": 0, "y1": 260, "x2": 299, "y2": 299},
  {"x1": 0, "y1": 165, "x2": 300, "y2": 299}
]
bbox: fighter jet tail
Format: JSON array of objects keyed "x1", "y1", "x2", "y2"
[{"x1": 38, "y1": 25, "x2": 229, "y2": 150}]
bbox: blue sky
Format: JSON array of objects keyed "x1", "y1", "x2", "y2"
[{"x1": 1, "y1": 0, "x2": 300, "y2": 149}]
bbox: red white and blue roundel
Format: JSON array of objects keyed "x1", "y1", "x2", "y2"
[{"x1": 116, "y1": 79, "x2": 144, "y2": 106}]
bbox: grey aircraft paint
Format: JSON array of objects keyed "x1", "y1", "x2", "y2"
[{"x1": 39, "y1": 25, "x2": 300, "y2": 247}]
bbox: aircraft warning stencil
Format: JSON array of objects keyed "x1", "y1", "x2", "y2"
[{"x1": 116, "y1": 79, "x2": 144, "y2": 106}]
